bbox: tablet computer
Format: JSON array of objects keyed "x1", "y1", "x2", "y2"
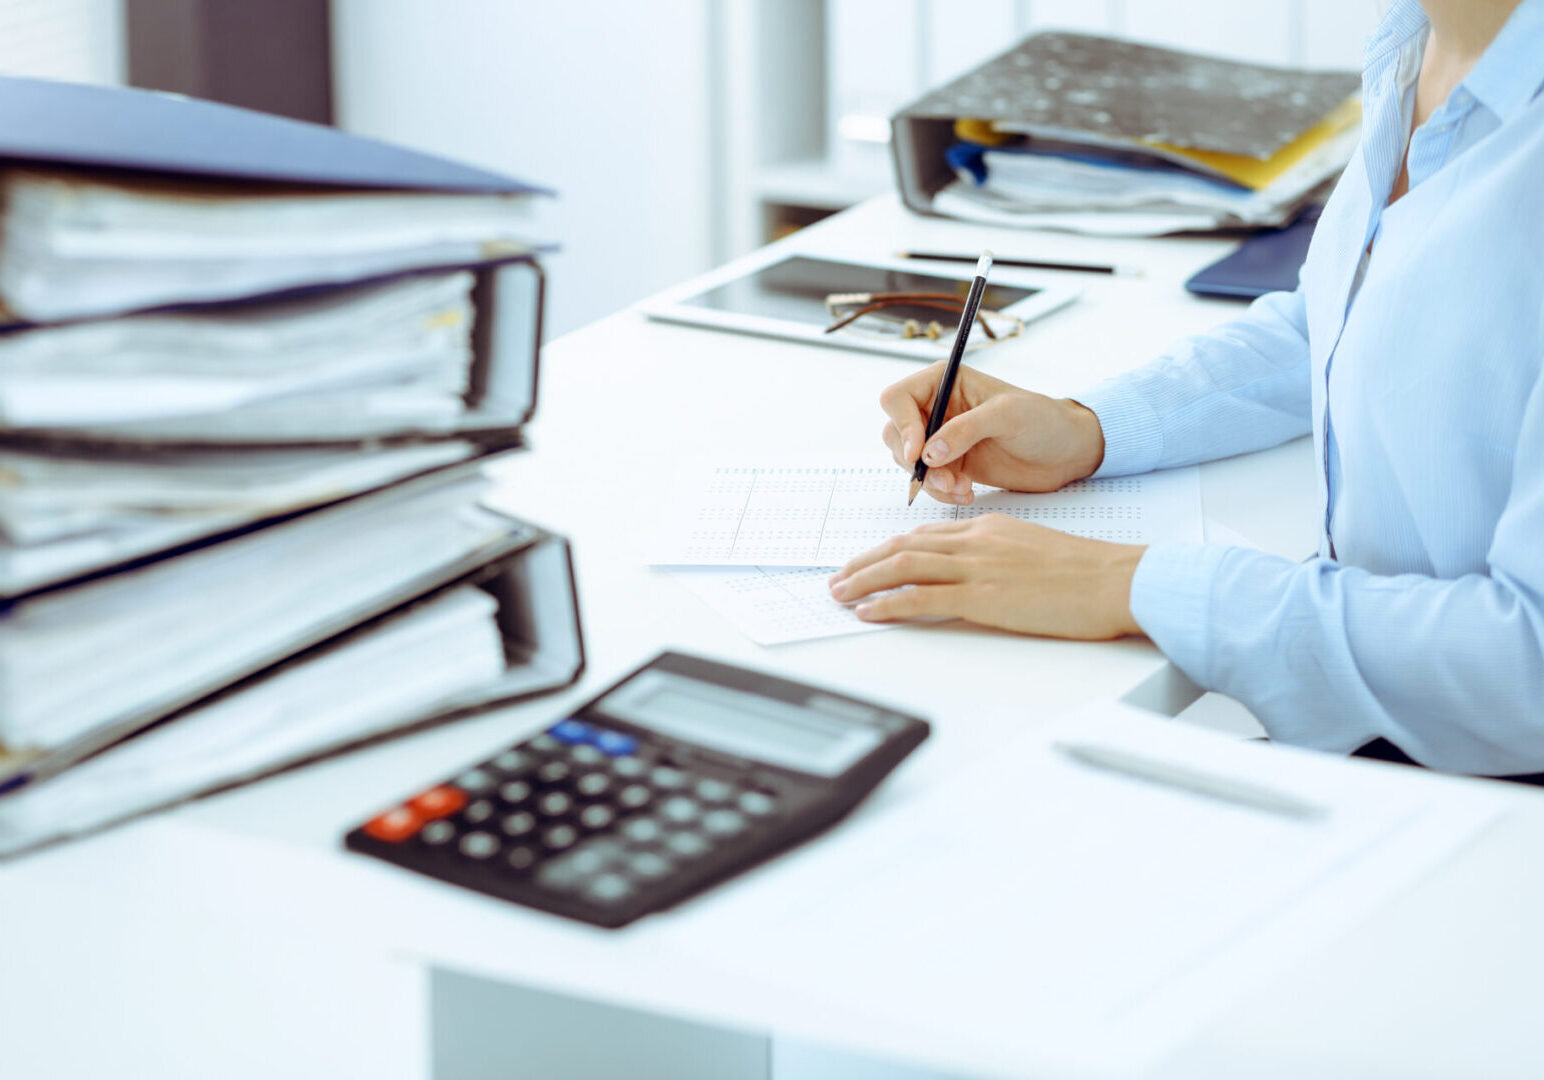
[{"x1": 641, "y1": 251, "x2": 1080, "y2": 361}]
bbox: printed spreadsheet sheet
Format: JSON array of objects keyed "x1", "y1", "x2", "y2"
[{"x1": 661, "y1": 464, "x2": 1202, "y2": 567}]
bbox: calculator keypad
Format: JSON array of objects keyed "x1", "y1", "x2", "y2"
[{"x1": 358, "y1": 718, "x2": 784, "y2": 908}]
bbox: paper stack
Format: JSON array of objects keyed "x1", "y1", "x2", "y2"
[
  {"x1": 0, "y1": 78, "x2": 585, "y2": 856},
  {"x1": 892, "y1": 32, "x2": 1363, "y2": 235}
]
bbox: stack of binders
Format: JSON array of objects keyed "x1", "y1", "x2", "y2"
[{"x1": 0, "y1": 78, "x2": 584, "y2": 856}]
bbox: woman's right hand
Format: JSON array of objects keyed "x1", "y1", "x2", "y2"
[{"x1": 880, "y1": 361, "x2": 1107, "y2": 505}]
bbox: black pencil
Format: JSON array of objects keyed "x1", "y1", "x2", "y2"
[
  {"x1": 910, "y1": 250, "x2": 993, "y2": 506},
  {"x1": 896, "y1": 249, "x2": 1142, "y2": 278}
]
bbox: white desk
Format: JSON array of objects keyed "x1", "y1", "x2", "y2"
[{"x1": 4, "y1": 196, "x2": 1543, "y2": 1079}]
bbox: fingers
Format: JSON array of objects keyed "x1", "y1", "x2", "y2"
[
  {"x1": 919, "y1": 395, "x2": 1014, "y2": 469},
  {"x1": 923, "y1": 467, "x2": 974, "y2": 504},
  {"x1": 854, "y1": 584, "x2": 970, "y2": 623},
  {"x1": 879, "y1": 370, "x2": 936, "y2": 465},
  {"x1": 830, "y1": 550, "x2": 961, "y2": 604},
  {"x1": 833, "y1": 528, "x2": 963, "y2": 587}
]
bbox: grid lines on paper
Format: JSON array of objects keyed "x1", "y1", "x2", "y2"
[{"x1": 678, "y1": 467, "x2": 1161, "y2": 566}]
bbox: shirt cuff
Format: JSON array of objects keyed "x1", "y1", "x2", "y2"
[
  {"x1": 1128, "y1": 541, "x2": 1232, "y2": 691},
  {"x1": 1070, "y1": 381, "x2": 1166, "y2": 478}
]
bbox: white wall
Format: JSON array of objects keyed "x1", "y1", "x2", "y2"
[
  {"x1": 0, "y1": 0, "x2": 124, "y2": 83},
  {"x1": 331, "y1": 0, "x2": 717, "y2": 340},
  {"x1": 332, "y1": 0, "x2": 1387, "y2": 336}
]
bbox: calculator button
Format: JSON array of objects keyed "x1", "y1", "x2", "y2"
[
  {"x1": 528, "y1": 734, "x2": 563, "y2": 754},
  {"x1": 538, "y1": 761, "x2": 572, "y2": 784},
  {"x1": 501, "y1": 811, "x2": 537, "y2": 837},
  {"x1": 579, "y1": 804, "x2": 615, "y2": 830},
  {"x1": 456, "y1": 769, "x2": 496, "y2": 793},
  {"x1": 695, "y1": 778, "x2": 735, "y2": 803},
  {"x1": 361, "y1": 806, "x2": 422, "y2": 843},
  {"x1": 543, "y1": 824, "x2": 579, "y2": 850},
  {"x1": 701, "y1": 809, "x2": 748, "y2": 838},
  {"x1": 569, "y1": 744, "x2": 605, "y2": 766},
  {"x1": 617, "y1": 784, "x2": 652, "y2": 810},
  {"x1": 575, "y1": 837, "x2": 626, "y2": 863},
  {"x1": 463, "y1": 799, "x2": 494, "y2": 824},
  {"x1": 492, "y1": 750, "x2": 531, "y2": 773},
  {"x1": 737, "y1": 791, "x2": 777, "y2": 817},
  {"x1": 575, "y1": 772, "x2": 611, "y2": 797},
  {"x1": 420, "y1": 820, "x2": 457, "y2": 846},
  {"x1": 660, "y1": 796, "x2": 700, "y2": 825},
  {"x1": 551, "y1": 719, "x2": 593, "y2": 744},
  {"x1": 621, "y1": 817, "x2": 664, "y2": 844},
  {"x1": 584, "y1": 873, "x2": 636, "y2": 904},
  {"x1": 566, "y1": 847, "x2": 614, "y2": 877},
  {"x1": 409, "y1": 786, "x2": 466, "y2": 819},
  {"x1": 594, "y1": 730, "x2": 639, "y2": 756},
  {"x1": 499, "y1": 780, "x2": 532, "y2": 804},
  {"x1": 625, "y1": 851, "x2": 674, "y2": 881},
  {"x1": 651, "y1": 766, "x2": 687, "y2": 790},
  {"x1": 505, "y1": 845, "x2": 538, "y2": 871},
  {"x1": 459, "y1": 832, "x2": 500, "y2": 859},
  {"x1": 664, "y1": 831, "x2": 712, "y2": 860},
  {"x1": 612, "y1": 756, "x2": 647, "y2": 778},
  {"x1": 538, "y1": 791, "x2": 573, "y2": 817},
  {"x1": 536, "y1": 859, "x2": 586, "y2": 892}
]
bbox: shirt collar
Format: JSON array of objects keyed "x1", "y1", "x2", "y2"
[
  {"x1": 1361, "y1": 0, "x2": 1430, "y2": 71},
  {"x1": 1458, "y1": 0, "x2": 1544, "y2": 122},
  {"x1": 1363, "y1": 0, "x2": 1544, "y2": 122}
]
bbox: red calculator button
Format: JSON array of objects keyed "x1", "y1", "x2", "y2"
[
  {"x1": 362, "y1": 806, "x2": 424, "y2": 843},
  {"x1": 409, "y1": 786, "x2": 467, "y2": 819}
]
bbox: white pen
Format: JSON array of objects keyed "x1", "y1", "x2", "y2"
[{"x1": 1053, "y1": 740, "x2": 1330, "y2": 821}]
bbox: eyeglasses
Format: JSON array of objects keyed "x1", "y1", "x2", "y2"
[{"x1": 824, "y1": 291, "x2": 1024, "y2": 348}]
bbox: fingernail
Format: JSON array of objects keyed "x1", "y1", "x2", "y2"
[
  {"x1": 829, "y1": 580, "x2": 848, "y2": 600},
  {"x1": 903, "y1": 438, "x2": 917, "y2": 461},
  {"x1": 855, "y1": 602, "x2": 876, "y2": 619},
  {"x1": 923, "y1": 440, "x2": 948, "y2": 464},
  {"x1": 926, "y1": 472, "x2": 948, "y2": 491}
]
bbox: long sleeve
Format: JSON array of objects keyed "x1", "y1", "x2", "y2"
[
  {"x1": 1073, "y1": 287, "x2": 1314, "y2": 478},
  {"x1": 1129, "y1": 361, "x2": 1544, "y2": 777}
]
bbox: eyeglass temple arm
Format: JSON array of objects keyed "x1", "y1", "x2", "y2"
[{"x1": 825, "y1": 298, "x2": 999, "y2": 339}]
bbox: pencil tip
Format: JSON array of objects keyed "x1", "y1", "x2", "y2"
[{"x1": 907, "y1": 479, "x2": 922, "y2": 506}]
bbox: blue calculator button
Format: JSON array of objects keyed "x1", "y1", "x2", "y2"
[
  {"x1": 593, "y1": 730, "x2": 639, "y2": 756},
  {"x1": 550, "y1": 719, "x2": 593, "y2": 744}
]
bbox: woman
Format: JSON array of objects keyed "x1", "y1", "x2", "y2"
[{"x1": 829, "y1": 0, "x2": 1544, "y2": 776}]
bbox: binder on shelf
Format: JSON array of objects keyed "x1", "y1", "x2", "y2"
[{"x1": 0, "y1": 529, "x2": 585, "y2": 858}]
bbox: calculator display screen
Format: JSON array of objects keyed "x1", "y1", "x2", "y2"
[{"x1": 595, "y1": 671, "x2": 882, "y2": 776}]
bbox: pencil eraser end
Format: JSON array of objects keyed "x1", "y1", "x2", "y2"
[{"x1": 976, "y1": 251, "x2": 993, "y2": 277}]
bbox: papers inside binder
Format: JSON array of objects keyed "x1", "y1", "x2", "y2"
[
  {"x1": 0, "y1": 529, "x2": 584, "y2": 858},
  {"x1": 0, "y1": 440, "x2": 479, "y2": 598},
  {"x1": 0, "y1": 168, "x2": 546, "y2": 322},
  {"x1": 0, "y1": 464, "x2": 535, "y2": 773}
]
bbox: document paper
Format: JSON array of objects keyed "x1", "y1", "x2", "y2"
[
  {"x1": 679, "y1": 701, "x2": 1504, "y2": 1074},
  {"x1": 663, "y1": 465, "x2": 1202, "y2": 645},
  {"x1": 661, "y1": 464, "x2": 1202, "y2": 567}
]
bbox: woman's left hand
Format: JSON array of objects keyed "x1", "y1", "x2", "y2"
[{"x1": 827, "y1": 514, "x2": 1147, "y2": 640}]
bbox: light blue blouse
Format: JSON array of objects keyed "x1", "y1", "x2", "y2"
[{"x1": 1077, "y1": 0, "x2": 1544, "y2": 774}]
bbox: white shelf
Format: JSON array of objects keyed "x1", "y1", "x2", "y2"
[{"x1": 752, "y1": 158, "x2": 892, "y2": 211}]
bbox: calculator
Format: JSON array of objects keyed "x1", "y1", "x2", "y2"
[{"x1": 345, "y1": 651, "x2": 929, "y2": 928}]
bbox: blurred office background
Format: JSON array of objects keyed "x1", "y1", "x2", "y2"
[{"x1": 0, "y1": 0, "x2": 1383, "y2": 337}]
